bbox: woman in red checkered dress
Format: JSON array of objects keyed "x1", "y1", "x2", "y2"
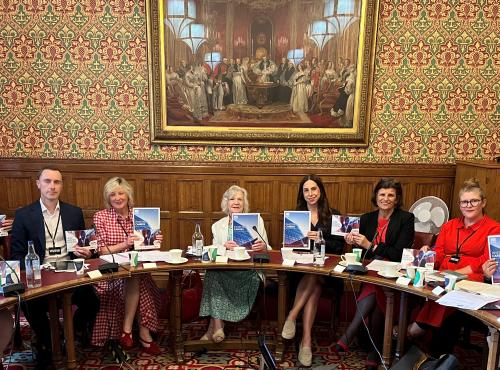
[{"x1": 91, "y1": 177, "x2": 161, "y2": 355}]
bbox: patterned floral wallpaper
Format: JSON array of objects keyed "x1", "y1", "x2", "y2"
[{"x1": 0, "y1": 0, "x2": 498, "y2": 164}]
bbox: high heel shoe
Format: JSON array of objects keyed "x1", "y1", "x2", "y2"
[
  {"x1": 200, "y1": 333, "x2": 211, "y2": 341},
  {"x1": 139, "y1": 337, "x2": 162, "y2": 355},
  {"x1": 365, "y1": 359, "x2": 379, "y2": 370},
  {"x1": 212, "y1": 328, "x2": 225, "y2": 343},
  {"x1": 281, "y1": 319, "x2": 296, "y2": 339},
  {"x1": 120, "y1": 331, "x2": 133, "y2": 349},
  {"x1": 334, "y1": 339, "x2": 349, "y2": 354},
  {"x1": 298, "y1": 342, "x2": 312, "y2": 367}
]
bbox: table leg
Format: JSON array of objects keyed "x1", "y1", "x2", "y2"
[
  {"x1": 395, "y1": 292, "x2": 408, "y2": 362},
  {"x1": 487, "y1": 327, "x2": 499, "y2": 370},
  {"x1": 62, "y1": 291, "x2": 76, "y2": 369},
  {"x1": 382, "y1": 288, "x2": 395, "y2": 368},
  {"x1": 276, "y1": 272, "x2": 288, "y2": 362},
  {"x1": 47, "y1": 296, "x2": 63, "y2": 368},
  {"x1": 169, "y1": 270, "x2": 184, "y2": 363}
]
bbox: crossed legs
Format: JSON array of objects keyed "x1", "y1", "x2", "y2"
[
  {"x1": 123, "y1": 276, "x2": 153, "y2": 344},
  {"x1": 284, "y1": 274, "x2": 322, "y2": 348}
]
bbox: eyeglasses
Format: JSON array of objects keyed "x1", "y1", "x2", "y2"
[{"x1": 458, "y1": 199, "x2": 482, "y2": 208}]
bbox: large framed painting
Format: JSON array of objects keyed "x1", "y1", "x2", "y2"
[{"x1": 147, "y1": 0, "x2": 379, "y2": 147}]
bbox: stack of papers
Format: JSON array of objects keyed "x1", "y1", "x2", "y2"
[
  {"x1": 455, "y1": 280, "x2": 500, "y2": 299},
  {"x1": 436, "y1": 290, "x2": 498, "y2": 310},
  {"x1": 137, "y1": 251, "x2": 171, "y2": 262},
  {"x1": 366, "y1": 260, "x2": 400, "y2": 272}
]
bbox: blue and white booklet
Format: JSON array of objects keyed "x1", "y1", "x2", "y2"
[
  {"x1": 231, "y1": 213, "x2": 260, "y2": 249},
  {"x1": 0, "y1": 260, "x2": 21, "y2": 294},
  {"x1": 133, "y1": 207, "x2": 161, "y2": 250},
  {"x1": 283, "y1": 211, "x2": 310, "y2": 250},
  {"x1": 488, "y1": 235, "x2": 500, "y2": 285}
]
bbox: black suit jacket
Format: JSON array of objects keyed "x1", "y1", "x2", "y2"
[
  {"x1": 360, "y1": 208, "x2": 415, "y2": 262},
  {"x1": 309, "y1": 208, "x2": 345, "y2": 254},
  {"x1": 11, "y1": 200, "x2": 85, "y2": 268}
]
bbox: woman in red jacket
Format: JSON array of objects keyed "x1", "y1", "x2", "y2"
[{"x1": 408, "y1": 178, "x2": 500, "y2": 352}]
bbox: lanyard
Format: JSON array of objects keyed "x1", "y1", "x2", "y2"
[
  {"x1": 454, "y1": 227, "x2": 477, "y2": 257},
  {"x1": 44, "y1": 213, "x2": 61, "y2": 249},
  {"x1": 117, "y1": 218, "x2": 129, "y2": 237}
]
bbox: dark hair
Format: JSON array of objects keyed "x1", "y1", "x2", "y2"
[
  {"x1": 296, "y1": 175, "x2": 331, "y2": 223},
  {"x1": 37, "y1": 165, "x2": 62, "y2": 179},
  {"x1": 371, "y1": 178, "x2": 403, "y2": 209}
]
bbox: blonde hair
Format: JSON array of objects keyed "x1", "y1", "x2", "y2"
[
  {"x1": 459, "y1": 178, "x2": 485, "y2": 200},
  {"x1": 221, "y1": 185, "x2": 249, "y2": 214},
  {"x1": 103, "y1": 177, "x2": 134, "y2": 209}
]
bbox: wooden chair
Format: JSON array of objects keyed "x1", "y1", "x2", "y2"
[
  {"x1": 413, "y1": 231, "x2": 437, "y2": 250},
  {"x1": 0, "y1": 234, "x2": 12, "y2": 259}
]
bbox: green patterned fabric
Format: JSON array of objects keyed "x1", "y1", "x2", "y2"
[
  {"x1": 0, "y1": 1, "x2": 498, "y2": 163},
  {"x1": 199, "y1": 269, "x2": 260, "y2": 322}
]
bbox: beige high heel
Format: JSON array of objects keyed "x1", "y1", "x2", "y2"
[{"x1": 212, "y1": 328, "x2": 225, "y2": 343}]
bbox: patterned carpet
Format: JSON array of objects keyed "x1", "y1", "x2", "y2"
[{"x1": 1, "y1": 318, "x2": 486, "y2": 370}]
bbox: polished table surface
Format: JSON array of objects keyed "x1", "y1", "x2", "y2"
[{"x1": 1, "y1": 251, "x2": 499, "y2": 369}]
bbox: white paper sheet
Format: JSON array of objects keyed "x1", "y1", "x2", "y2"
[
  {"x1": 137, "y1": 251, "x2": 172, "y2": 262},
  {"x1": 100, "y1": 253, "x2": 130, "y2": 264},
  {"x1": 295, "y1": 253, "x2": 314, "y2": 264},
  {"x1": 365, "y1": 260, "x2": 400, "y2": 272},
  {"x1": 436, "y1": 290, "x2": 499, "y2": 310}
]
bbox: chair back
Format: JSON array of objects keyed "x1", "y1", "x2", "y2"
[{"x1": 413, "y1": 231, "x2": 437, "y2": 250}]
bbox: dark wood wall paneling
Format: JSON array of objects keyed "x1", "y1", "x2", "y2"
[{"x1": 0, "y1": 160, "x2": 456, "y2": 250}]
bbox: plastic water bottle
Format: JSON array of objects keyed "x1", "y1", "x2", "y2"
[
  {"x1": 192, "y1": 223, "x2": 204, "y2": 258},
  {"x1": 313, "y1": 229, "x2": 325, "y2": 267},
  {"x1": 25, "y1": 240, "x2": 41, "y2": 288}
]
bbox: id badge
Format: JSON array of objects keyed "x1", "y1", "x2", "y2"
[
  {"x1": 449, "y1": 255, "x2": 460, "y2": 264},
  {"x1": 49, "y1": 247, "x2": 61, "y2": 255}
]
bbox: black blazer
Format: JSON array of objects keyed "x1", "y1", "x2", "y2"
[
  {"x1": 310, "y1": 208, "x2": 345, "y2": 255},
  {"x1": 11, "y1": 200, "x2": 85, "y2": 268},
  {"x1": 360, "y1": 208, "x2": 415, "y2": 262}
]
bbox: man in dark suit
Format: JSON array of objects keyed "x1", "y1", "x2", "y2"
[{"x1": 11, "y1": 166, "x2": 99, "y2": 370}]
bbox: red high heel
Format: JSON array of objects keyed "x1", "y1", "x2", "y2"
[
  {"x1": 365, "y1": 359, "x2": 379, "y2": 370},
  {"x1": 334, "y1": 339, "x2": 349, "y2": 354},
  {"x1": 120, "y1": 331, "x2": 133, "y2": 349},
  {"x1": 139, "y1": 337, "x2": 162, "y2": 355}
]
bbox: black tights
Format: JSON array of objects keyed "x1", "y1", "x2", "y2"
[{"x1": 339, "y1": 293, "x2": 384, "y2": 362}]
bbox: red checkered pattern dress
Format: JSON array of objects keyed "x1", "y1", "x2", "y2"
[{"x1": 90, "y1": 208, "x2": 160, "y2": 346}]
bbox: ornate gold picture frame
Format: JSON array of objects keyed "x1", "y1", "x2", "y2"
[{"x1": 147, "y1": 0, "x2": 379, "y2": 147}]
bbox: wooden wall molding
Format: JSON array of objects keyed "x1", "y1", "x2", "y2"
[{"x1": 0, "y1": 159, "x2": 456, "y2": 250}]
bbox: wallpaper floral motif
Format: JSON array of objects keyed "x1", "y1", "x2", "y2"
[{"x1": 0, "y1": 0, "x2": 498, "y2": 163}]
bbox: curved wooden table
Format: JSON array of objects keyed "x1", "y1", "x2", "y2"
[{"x1": 1, "y1": 251, "x2": 499, "y2": 369}]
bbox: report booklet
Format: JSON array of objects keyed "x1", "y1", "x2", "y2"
[
  {"x1": 65, "y1": 229, "x2": 97, "y2": 252},
  {"x1": 133, "y1": 207, "x2": 161, "y2": 250},
  {"x1": 283, "y1": 211, "x2": 310, "y2": 249},
  {"x1": 401, "y1": 248, "x2": 436, "y2": 268},
  {"x1": 488, "y1": 235, "x2": 500, "y2": 284},
  {"x1": 0, "y1": 260, "x2": 21, "y2": 293},
  {"x1": 231, "y1": 213, "x2": 260, "y2": 249},
  {"x1": 331, "y1": 215, "x2": 360, "y2": 236}
]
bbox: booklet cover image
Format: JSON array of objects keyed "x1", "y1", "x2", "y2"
[
  {"x1": 331, "y1": 215, "x2": 360, "y2": 236},
  {"x1": 65, "y1": 229, "x2": 97, "y2": 251},
  {"x1": 231, "y1": 213, "x2": 260, "y2": 249},
  {"x1": 283, "y1": 211, "x2": 310, "y2": 249},
  {"x1": 488, "y1": 235, "x2": 500, "y2": 284},
  {"x1": 133, "y1": 208, "x2": 161, "y2": 250}
]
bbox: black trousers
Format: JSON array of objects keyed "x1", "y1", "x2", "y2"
[{"x1": 22, "y1": 285, "x2": 99, "y2": 351}]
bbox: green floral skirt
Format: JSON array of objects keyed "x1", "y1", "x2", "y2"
[{"x1": 199, "y1": 269, "x2": 260, "y2": 322}]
